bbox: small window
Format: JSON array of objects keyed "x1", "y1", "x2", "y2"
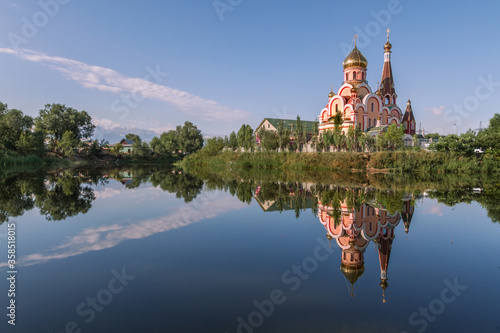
[
  {"x1": 369, "y1": 118, "x2": 371, "y2": 128},
  {"x1": 353, "y1": 72, "x2": 357, "y2": 80},
  {"x1": 371, "y1": 103, "x2": 374, "y2": 112},
  {"x1": 267, "y1": 124, "x2": 270, "y2": 129}
]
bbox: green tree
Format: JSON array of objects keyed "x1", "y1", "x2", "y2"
[
  {"x1": 177, "y1": 121, "x2": 204, "y2": 155},
  {"x1": 16, "y1": 130, "x2": 45, "y2": 156},
  {"x1": 0, "y1": 106, "x2": 34, "y2": 151},
  {"x1": 237, "y1": 124, "x2": 254, "y2": 152},
  {"x1": 228, "y1": 131, "x2": 238, "y2": 151},
  {"x1": 36, "y1": 104, "x2": 94, "y2": 146},
  {"x1": 258, "y1": 128, "x2": 279, "y2": 151},
  {"x1": 204, "y1": 137, "x2": 225, "y2": 156},
  {"x1": 58, "y1": 131, "x2": 78, "y2": 157},
  {"x1": 110, "y1": 143, "x2": 123, "y2": 157},
  {"x1": 160, "y1": 130, "x2": 179, "y2": 154},
  {"x1": 294, "y1": 116, "x2": 305, "y2": 152},
  {"x1": 385, "y1": 123, "x2": 404, "y2": 150},
  {"x1": 125, "y1": 133, "x2": 141, "y2": 143},
  {"x1": 150, "y1": 136, "x2": 167, "y2": 157},
  {"x1": 276, "y1": 121, "x2": 291, "y2": 152}
]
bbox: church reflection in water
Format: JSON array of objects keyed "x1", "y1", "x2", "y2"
[{"x1": 317, "y1": 193, "x2": 414, "y2": 302}]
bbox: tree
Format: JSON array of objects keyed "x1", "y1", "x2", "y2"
[
  {"x1": 332, "y1": 111, "x2": 344, "y2": 151},
  {"x1": 228, "y1": 131, "x2": 238, "y2": 151},
  {"x1": 258, "y1": 128, "x2": 279, "y2": 151},
  {"x1": 237, "y1": 124, "x2": 254, "y2": 152},
  {"x1": 177, "y1": 121, "x2": 203, "y2": 155},
  {"x1": 276, "y1": 121, "x2": 291, "y2": 152},
  {"x1": 425, "y1": 132, "x2": 441, "y2": 140},
  {"x1": 160, "y1": 130, "x2": 179, "y2": 154},
  {"x1": 0, "y1": 106, "x2": 34, "y2": 151},
  {"x1": 16, "y1": 130, "x2": 45, "y2": 156},
  {"x1": 36, "y1": 104, "x2": 95, "y2": 146},
  {"x1": 311, "y1": 120, "x2": 319, "y2": 151},
  {"x1": 58, "y1": 131, "x2": 78, "y2": 157},
  {"x1": 294, "y1": 116, "x2": 305, "y2": 152},
  {"x1": 110, "y1": 143, "x2": 123, "y2": 157},
  {"x1": 204, "y1": 137, "x2": 225, "y2": 156},
  {"x1": 125, "y1": 133, "x2": 141, "y2": 144},
  {"x1": 385, "y1": 124, "x2": 404, "y2": 150},
  {"x1": 129, "y1": 135, "x2": 151, "y2": 159},
  {"x1": 487, "y1": 113, "x2": 500, "y2": 133},
  {"x1": 150, "y1": 136, "x2": 167, "y2": 157}
]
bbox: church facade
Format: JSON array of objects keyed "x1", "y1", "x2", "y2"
[{"x1": 318, "y1": 32, "x2": 416, "y2": 141}]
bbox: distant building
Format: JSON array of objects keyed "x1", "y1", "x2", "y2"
[
  {"x1": 108, "y1": 138, "x2": 134, "y2": 154},
  {"x1": 255, "y1": 118, "x2": 317, "y2": 145},
  {"x1": 318, "y1": 30, "x2": 417, "y2": 142}
]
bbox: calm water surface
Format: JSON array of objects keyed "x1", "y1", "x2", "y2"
[{"x1": 0, "y1": 167, "x2": 498, "y2": 333}]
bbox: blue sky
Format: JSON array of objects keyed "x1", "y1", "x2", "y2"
[{"x1": 0, "y1": 0, "x2": 499, "y2": 139}]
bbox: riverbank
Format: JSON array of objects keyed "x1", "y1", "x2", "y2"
[{"x1": 180, "y1": 150, "x2": 500, "y2": 174}]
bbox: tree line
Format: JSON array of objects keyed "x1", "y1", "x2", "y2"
[{"x1": 0, "y1": 100, "x2": 205, "y2": 162}]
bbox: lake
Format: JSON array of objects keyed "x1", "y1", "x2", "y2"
[{"x1": 0, "y1": 167, "x2": 498, "y2": 333}]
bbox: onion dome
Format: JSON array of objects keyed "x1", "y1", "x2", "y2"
[
  {"x1": 351, "y1": 86, "x2": 359, "y2": 94},
  {"x1": 384, "y1": 41, "x2": 392, "y2": 52},
  {"x1": 329, "y1": 89, "x2": 335, "y2": 98},
  {"x1": 343, "y1": 45, "x2": 368, "y2": 69}
]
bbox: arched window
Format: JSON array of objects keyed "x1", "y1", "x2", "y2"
[
  {"x1": 386, "y1": 96, "x2": 390, "y2": 104},
  {"x1": 353, "y1": 72, "x2": 357, "y2": 80},
  {"x1": 371, "y1": 103, "x2": 374, "y2": 112},
  {"x1": 368, "y1": 118, "x2": 371, "y2": 128},
  {"x1": 335, "y1": 104, "x2": 339, "y2": 113}
]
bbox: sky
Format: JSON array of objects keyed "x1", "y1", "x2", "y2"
[{"x1": 0, "y1": 0, "x2": 499, "y2": 140}]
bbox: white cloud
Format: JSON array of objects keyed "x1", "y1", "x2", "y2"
[
  {"x1": 0, "y1": 193, "x2": 247, "y2": 267},
  {"x1": 0, "y1": 47, "x2": 250, "y2": 122},
  {"x1": 425, "y1": 106, "x2": 445, "y2": 116},
  {"x1": 423, "y1": 205, "x2": 443, "y2": 216}
]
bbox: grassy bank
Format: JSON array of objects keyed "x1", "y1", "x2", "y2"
[
  {"x1": 0, "y1": 153, "x2": 70, "y2": 169},
  {"x1": 180, "y1": 150, "x2": 500, "y2": 174}
]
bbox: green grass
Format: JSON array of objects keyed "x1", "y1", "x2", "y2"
[{"x1": 181, "y1": 150, "x2": 500, "y2": 175}]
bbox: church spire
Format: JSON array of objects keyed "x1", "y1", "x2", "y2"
[{"x1": 379, "y1": 29, "x2": 396, "y2": 105}]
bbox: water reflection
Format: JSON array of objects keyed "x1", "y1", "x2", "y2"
[
  {"x1": 0, "y1": 169, "x2": 101, "y2": 223},
  {"x1": 317, "y1": 188, "x2": 416, "y2": 301}
]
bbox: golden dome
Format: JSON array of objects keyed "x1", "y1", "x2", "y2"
[
  {"x1": 328, "y1": 90, "x2": 335, "y2": 98},
  {"x1": 343, "y1": 45, "x2": 368, "y2": 69},
  {"x1": 351, "y1": 86, "x2": 358, "y2": 94},
  {"x1": 384, "y1": 41, "x2": 392, "y2": 52}
]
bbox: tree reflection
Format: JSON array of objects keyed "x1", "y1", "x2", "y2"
[
  {"x1": 35, "y1": 170, "x2": 96, "y2": 221},
  {"x1": 0, "y1": 169, "x2": 99, "y2": 222}
]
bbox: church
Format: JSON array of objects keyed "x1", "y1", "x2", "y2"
[{"x1": 318, "y1": 30, "x2": 416, "y2": 142}]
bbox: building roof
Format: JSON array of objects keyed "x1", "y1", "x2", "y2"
[
  {"x1": 108, "y1": 138, "x2": 134, "y2": 147},
  {"x1": 257, "y1": 118, "x2": 318, "y2": 133},
  {"x1": 379, "y1": 37, "x2": 396, "y2": 98},
  {"x1": 343, "y1": 45, "x2": 368, "y2": 69},
  {"x1": 403, "y1": 100, "x2": 415, "y2": 123},
  {"x1": 121, "y1": 139, "x2": 134, "y2": 145}
]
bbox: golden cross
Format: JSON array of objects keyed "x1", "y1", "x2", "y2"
[
  {"x1": 386, "y1": 28, "x2": 391, "y2": 41},
  {"x1": 354, "y1": 34, "x2": 358, "y2": 46},
  {"x1": 331, "y1": 84, "x2": 334, "y2": 92}
]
